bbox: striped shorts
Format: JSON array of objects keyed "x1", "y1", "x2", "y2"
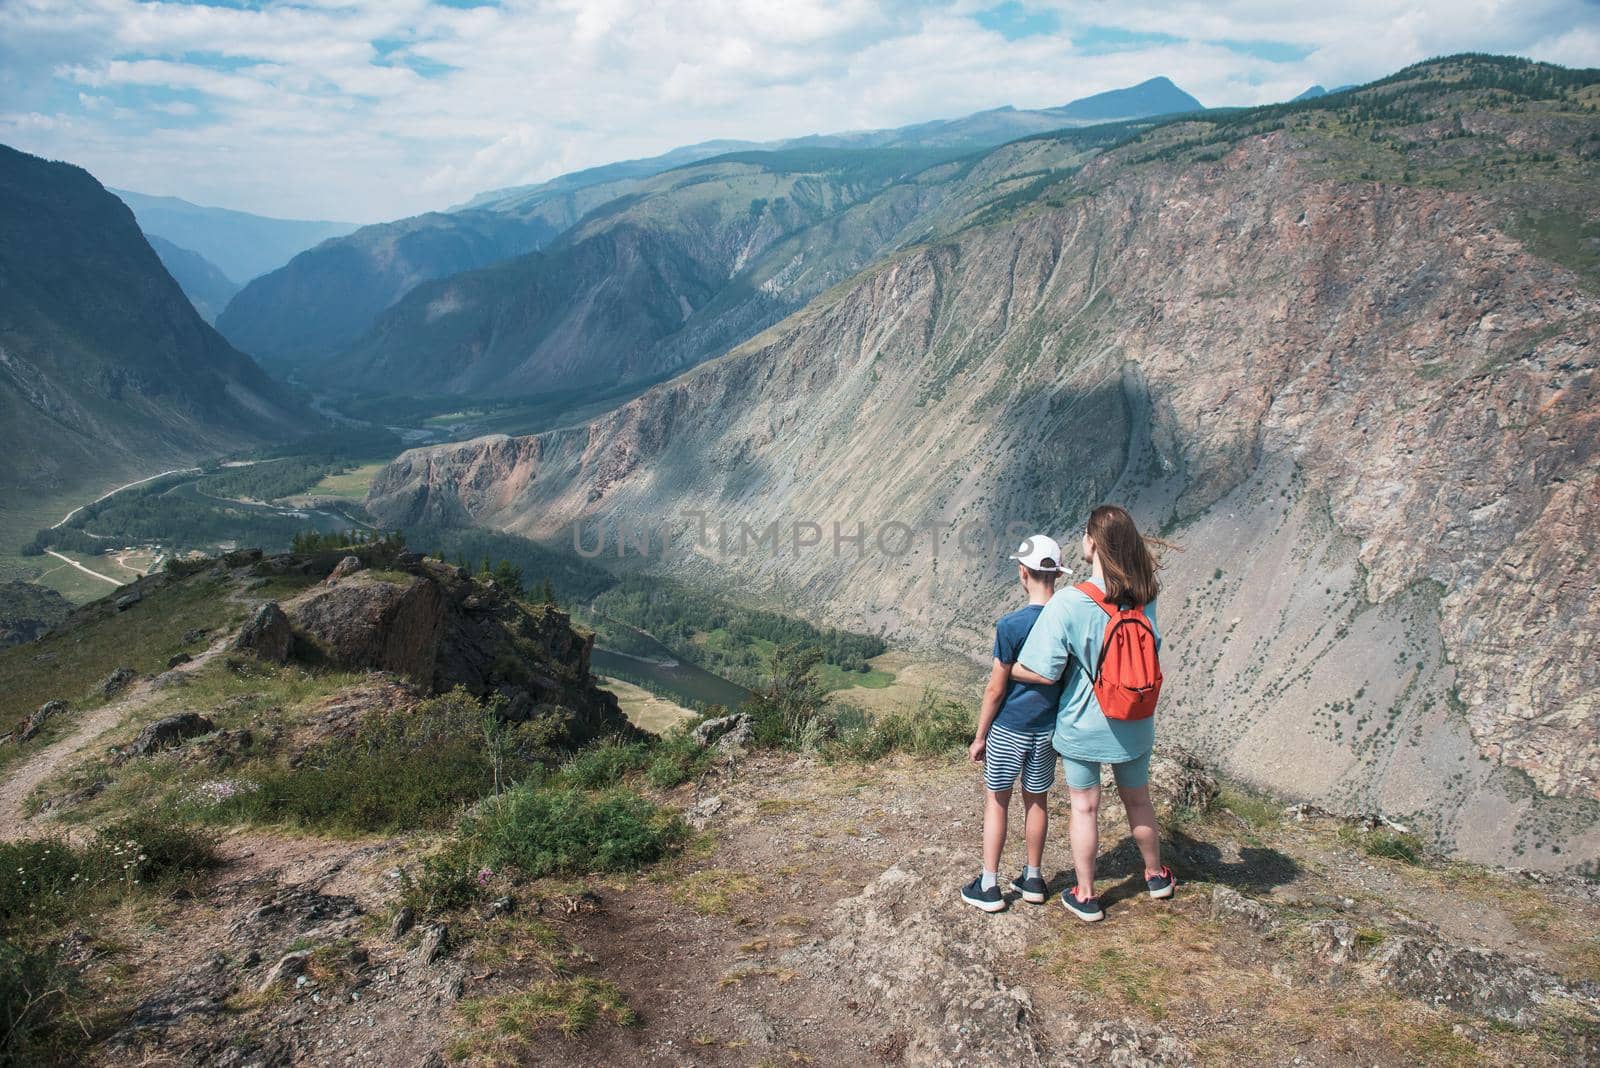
[{"x1": 982, "y1": 723, "x2": 1056, "y2": 794}]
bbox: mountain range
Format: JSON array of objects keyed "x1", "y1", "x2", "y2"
[
  {"x1": 365, "y1": 55, "x2": 1600, "y2": 871},
  {"x1": 214, "y1": 77, "x2": 1203, "y2": 380},
  {"x1": 0, "y1": 146, "x2": 316, "y2": 517}
]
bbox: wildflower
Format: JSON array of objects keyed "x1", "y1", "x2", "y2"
[{"x1": 477, "y1": 868, "x2": 494, "y2": 887}]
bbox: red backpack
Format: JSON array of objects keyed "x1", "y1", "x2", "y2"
[{"x1": 1077, "y1": 581, "x2": 1162, "y2": 721}]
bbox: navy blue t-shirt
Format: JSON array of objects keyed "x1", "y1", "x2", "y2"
[{"x1": 991, "y1": 604, "x2": 1063, "y2": 733}]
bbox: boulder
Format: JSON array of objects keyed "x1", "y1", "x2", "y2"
[
  {"x1": 1306, "y1": 919, "x2": 1360, "y2": 964},
  {"x1": 1148, "y1": 749, "x2": 1219, "y2": 816},
  {"x1": 1210, "y1": 886, "x2": 1279, "y2": 932},
  {"x1": 101, "y1": 667, "x2": 137, "y2": 698},
  {"x1": 290, "y1": 575, "x2": 444, "y2": 684},
  {"x1": 233, "y1": 602, "x2": 293, "y2": 663},
  {"x1": 181, "y1": 627, "x2": 210, "y2": 645},
  {"x1": 687, "y1": 794, "x2": 724, "y2": 829},
  {"x1": 326, "y1": 555, "x2": 364, "y2": 583},
  {"x1": 415, "y1": 923, "x2": 450, "y2": 964},
  {"x1": 114, "y1": 591, "x2": 142, "y2": 612},
  {"x1": 693, "y1": 712, "x2": 753, "y2": 756},
  {"x1": 388, "y1": 906, "x2": 415, "y2": 938},
  {"x1": 256, "y1": 950, "x2": 312, "y2": 994},
  {"x1": 123, "y1": 712, "x2": 215, "y2": 759},
  {"x1": 1370, "y1": 936, "x2": 1574, "y2": 1026},
  {"x1": 18, "y1": 699, "x2": 68, "y2": 742},
  {"x1": 167, "y1": 652, "x2": 192, "y2": 669}
]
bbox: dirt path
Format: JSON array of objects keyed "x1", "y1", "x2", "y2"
[
  {"x1": 43, "y1": 548, "x2": 122, "y2": 587},
  {"x1": 0, "y1": 639, "x2": 227, "y2": 838}
]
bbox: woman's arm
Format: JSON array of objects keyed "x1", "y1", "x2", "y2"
[{"x1": 969, "y1": 658, "x2": 1010, "y2": 763}]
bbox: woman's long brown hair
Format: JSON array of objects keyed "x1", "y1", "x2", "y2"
[{"x1": 1087, "y1": 504, "x2": 1163, "y2": 606}]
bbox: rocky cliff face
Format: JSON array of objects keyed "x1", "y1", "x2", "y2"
[{"x1": 369, "y1": 58, "x2": 1600, "y2": 869}]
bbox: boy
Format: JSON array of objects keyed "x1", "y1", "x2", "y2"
[{"x1": 960, "y1": 535, "x2": 1067, "y2": 912}]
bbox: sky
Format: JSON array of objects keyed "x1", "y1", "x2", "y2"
[{"x1": 2, "y1": 0, "x2": 1597, "y2": 223}]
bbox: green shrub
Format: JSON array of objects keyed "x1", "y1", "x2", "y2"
[
  {"x1": 744, "y1": 645, "x2": 832, "y2": 750},
  {"x1": 463, "y1": 786, "x2": 685, "y2": 879},
  {"x1": 1361, "y1": 829, "x2": 1425, "y2": 865},
  {"x1": 643, "y1": 731, "x2": 711, "y2": 789},
  {"x1": 202, "y1": 688, "x2": 560, "y2": 833},
  {"x1": 0, "y1": 939, "x2": 77, "y2": 1065},
  {"x1": 556, "y1": 738, "x2": 650, "y2": 789},
  {"x1": 95, "y1": 814, "x2": 219, "y2": 885},
  {"x1": 0, "y1": 818, "x2": 217, "y2": 928},
  {"x1": 0, "y1": 839, "x2": 85, "y2": 928},
  {"x1": 827, "y1": 688, "x2": 971, "y2": 762},
  {"x1": 397, "y1": 842, "x2": 487, "y2": 916}
]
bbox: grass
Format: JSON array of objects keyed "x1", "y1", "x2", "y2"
[
  {"x1": 197, "y1": 688, "x2": 552, "y2": 835},
  {"x1": 0, "y1": 815, "x2": 219, "y2": 1064},
  {"x1": 669, "y1": 869, "x2": 762, "y2": 917},
  {"x1": 1338, "y1": 826, "x2": 1426, "y2": 865},
  {"x1": 0, "y1": 575, "x2": 245, "y2": 770},
  {"x1": 462, "y1": 785, "x2": 687, "y2": 880},
  {"x1": 454, "y1": 978, "x2": 635, "y2": 1056},
  {"x1": 278, "y1": 462, "x2": 387, "y2": 504},
  {"x1": 825, "y1": 688, "x2": 971, "y2": 763},
  {"x1": 1216, "y1": 786, "x2": 1284, "y2": 833}
]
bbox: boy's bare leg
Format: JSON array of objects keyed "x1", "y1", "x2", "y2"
[
  {"x1": 1116, "y1": 783, "x2": 1164, "y2": 875},
  {"x1": 1068, "y1": 784, "x2": 1100, "y2": 898},
  {"x1": 1021, "y1": 790, "x2": 1049, "y2": 870},
  {"x1": 982, "y1": 788, "x2": 1012, "y2": 875}
]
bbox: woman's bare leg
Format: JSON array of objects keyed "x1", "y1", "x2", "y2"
[
  {"x1": 1117, "y1": 783, "x2": 1163, "y2": 875},
  {"x1": 1068, "y1": 785, "x2": 1101, "y2": 897}
]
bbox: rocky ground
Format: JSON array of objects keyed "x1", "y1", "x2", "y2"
[{"x1": 8, "y1": 731, "x2": 1598, "y2": 1065}]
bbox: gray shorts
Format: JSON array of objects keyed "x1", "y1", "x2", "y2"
[{"x1": 983, "y1": 723, "x2": 1056, "y2": 794}]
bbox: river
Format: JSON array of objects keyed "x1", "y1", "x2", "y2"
[{"x1": 590, "y1": 621, "x2": 750, "y2": 710}]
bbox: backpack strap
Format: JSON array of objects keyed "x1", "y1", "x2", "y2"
[{"x1": 1075, "y1": 580, "x2": 1115, "y2": 615}]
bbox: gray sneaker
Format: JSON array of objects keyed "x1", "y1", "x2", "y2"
[{"x1": 1009, "y1": 872, "x2": 1048, "y2": 904}]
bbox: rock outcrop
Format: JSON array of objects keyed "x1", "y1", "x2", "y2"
[
  {"x1": 278, "y1": 550, "x2": 627, "y2": 744},
  {"x1": 786, "y1": 847, "x2": 1184, "y2": 1066}
]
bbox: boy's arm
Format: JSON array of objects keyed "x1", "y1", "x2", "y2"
[{"x1": 969, "y1": 658, "x2": 1010, "y2": 763}]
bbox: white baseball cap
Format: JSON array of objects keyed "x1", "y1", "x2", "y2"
[{"x1": 1009, "y1": 534, "x2": 1068, "y2": 573}]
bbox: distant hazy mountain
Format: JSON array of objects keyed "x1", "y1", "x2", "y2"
[
  {"x1": 469, "y1": 77, "x2": 1204, "y2": 212},
  {"x1": 147, "y1": 235, "x2": 239, "y2": 323},
  {"x1": 0, "y1": 145, "x2": 316, "y2": 512},
  {"x1": 112, "y1": 189, "x2": 357, "y2": 284},
  {"x1": 1294, "y1": 85, "x2": 1329, "y2": 101},
  {"x1": 217, "y1": 210, "x2": 560, "y2": 369}
]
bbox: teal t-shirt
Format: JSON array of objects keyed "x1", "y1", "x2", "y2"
[{"x1": 1016, "y1": 579, "x2": 1161, "y2": 763}]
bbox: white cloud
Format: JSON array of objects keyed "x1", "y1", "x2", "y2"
[{"x1": 0, "y1": 0, "x2": 1595, "y2": 222}]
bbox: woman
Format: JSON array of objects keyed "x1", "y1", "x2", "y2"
[{"x1": 1010, "y1": 504, "x2": 1174, "y2": 922}]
